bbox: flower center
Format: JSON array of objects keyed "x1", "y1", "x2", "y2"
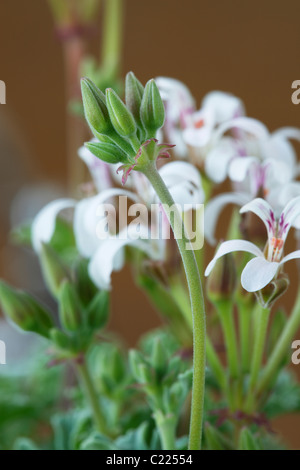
[
  {"x1": 194, "y1": 118, "x2": 205, "y2": 129},
  {"x1": 268, "y1": 237, "x2": 284, "y2": 262}
]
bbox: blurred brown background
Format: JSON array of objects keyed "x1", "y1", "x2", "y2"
[{"x1": 0, "y1": 0, "x2": 300, "y2": 448}]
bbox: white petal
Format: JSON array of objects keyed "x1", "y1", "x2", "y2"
[
  {"x1": 159, "y1": 161, "x2": 204, "y2": 208},
  {"x1": 202, "y1": 91, "x2": 245, "y2": 124},
  {"x1": 273, "y1": 127, "x2": 300, "y2": 142},
  {"x1": 276, "y1": 183, "x2": 300, "y2": 228},
  {"x1": 204, "y1": 192, "x2": 250, "y2": 245},
  {"x1": 228, "y1": 156, "x2": 259, "y2": 182},
  {"x1": 263, "y1": 133, "x2": 296, "y2": 171},
  {"x1": 264, "y1": 157, "x2": 293, "y2": 186},
  {"x1": 183, "y1": 126, "x2": 212, "y2": 148},
  {"x1": 280, "y1": 249, "x2": 300, "y2": 265},
  {"x1": 240, "y1": 198, "x2": 274, "y2": 236},
  {"x1": 241, "y1": 257, "x2": 279, "y2": 292},
  {"x1": 32, "y1": 199, "x2": 76, "y2": 252},
  {"x1": 88, "y1": 225, "x2": 160, "y2": 290},
  {"x1": 215, "y1": 117, "x2": 270, "y2": 142},
  {"x1": 74, "y1": 189, "x2": 139, "y2": 258},
  {"x1": 280, "y1": 195, "x2": 300, "y2": 231},
  {"x1": 155, "y1": 76, "x2": 195, "y2": 114},
  {"x1": 205, "y1": 239, "x2": 263, "y2": 276},
  {"x1": 205, "y1": 137, "x2": 237, "y2": 183}
]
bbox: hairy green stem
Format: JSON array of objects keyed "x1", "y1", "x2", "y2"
[
  {"x1": 76, "y1": 361, "x2": 106, "y2": 433},
  {"x1": 257, "y1": 291, "x2": 300, "y2": 395},
  {"x1": 143, "y1": 163, "x2": 206, "y2": 450}
]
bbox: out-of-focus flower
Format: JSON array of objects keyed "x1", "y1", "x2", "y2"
[
  {"x1": 205, "y1": 197, "x2": 300, "y2": 292},
  {"x1": 74, "y1": 160, "x2": 204, "y2": 289},
  {"x1": 205, "y1": 117, "x2": 300, "y2": 186},
  {"x1": 156, "y1": 77, "x2": 245, "y2": 162},
  {"x1": 204, "y1": 121, "x2": 300, "y2": 244},
  {"x1": 183, "y1": 91, "x2": 244, "y2": 152},
  {"x1": 31, "y1": 153, "x2": 204, "y2": 291},
  {"x1": 155, "y1": 77, "x2": 196, "y2": 157}
]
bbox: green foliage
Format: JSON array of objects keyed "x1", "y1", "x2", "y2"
[
  {"x1": 0, "y1": 348, "x2": 62, "y2": 450},
  {"x1": 263, "y1": 370, "x2": 300, "y2": 418}
]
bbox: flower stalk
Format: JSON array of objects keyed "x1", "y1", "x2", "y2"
[
  {"x1": 245, "y1": 305, "x2": 270, "y2": 412},
  {"x1": 76, "y1": 360, "x2": 107, "y2": 434},
  {"x1": 257, "y1": 290, "x2": 300, "y2": 395},
  {"x1": 142, "y1": 162, "x2": 206, "y2": 451}
]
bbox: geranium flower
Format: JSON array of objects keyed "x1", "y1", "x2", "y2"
[
  {"x1": 183, "y1": 91, "x2": 245, "y2": 154},
  {"x1": 156, "y1": 77, "x2": 244, "y2": 160},
  {"x1": 155, "y1": 77, "x2": 196, "y2": 158},
  {"x1": 205, "y1": 117, "x2": 300, "y2": 185},
  {"x1": 205, "y1": 197, "x2": 300, "y2": 292},
  {"x1": 32, "y1": 158, "x2": 204, "y2": 290}
]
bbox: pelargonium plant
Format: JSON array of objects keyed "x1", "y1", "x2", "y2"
[{"x1": 1, "y1": 68, "x2": 300, "y2": 450}]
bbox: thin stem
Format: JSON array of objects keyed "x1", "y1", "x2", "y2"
[
  {"x1": 216, "y1": 300, "x2": 239, "y2": 380},
  {"x1": 154, "y1": 412, "x2": 177, "y2": 450},
  {"x1": 143, "y1": 163, "x2": 206, "y2": 451},
  {"x1": 245, "y1": 306, "x2": 270, "y2": 412},
  {"x1": 257, "y1": 291, "x2": 300, "y2": 395},
  {"x1": 76, "y1": 360, "x2": 106, "y2": 433},
  {"x1": 102, "y1": 0, "x2": 123, "y2": 76},
  {"x1": 206, "y1": 337, "x2": 227, "y2": 390},
  {"x1": 169, "y1": 278, "x2": 226, "y2": 391},
  {"x1": 236, "y1": 298, "x2": 253, "y2": 374}
]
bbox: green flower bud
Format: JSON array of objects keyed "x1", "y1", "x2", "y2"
[
  {"x1": 74, "y1": 258, "x2": 98, "y2": 307},
  {"x1": 85, "y1": 141, "x2": 127, "y2": 164},
  {"x1": 49, "y1": 328, "x2": 72, "y2": 350},
  {"x1": 39, "y1": 243, "x2": 70, "y2": 298},
  {"x1": 58, "y1": 280, "x2": 83, "y2": 331},
  {"x1": 129, "y1": 349, "x2": 148, "y2": 382},
  {"x1": 256, "y1": 274, "x2": 289, "y2": 309},
  {"x1": 206, "y1": 252, "x2": 236, "y2": 303},
  {"x1": 150, "y1": 338, "x2": 166, "y2": 378},
  {"x1": 106, "y1": 88, "x2": 137, "y2": 137},
  {"x1": 140, "y1": 79, "x2": 165, "y2": 137},
  {"x1": 138, "y1": 363, "x2": 153, "y2": 384},
  {"x1": 125, "y1": 71, "x2": 145, "y2": 139},
  {"x1": 87, "y1": 290, "x2": 110, "y2": 330},
  {"x1": 109, "y1": 347, "x2": 126, "y2": 383},
  {"x1": 0, "y1": 281, "x2": 54, "y2": 338},
  {"x1": 81, "y1": 78, "x2": 111, "y2": 136}
]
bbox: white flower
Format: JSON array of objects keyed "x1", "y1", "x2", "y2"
[
  {"x1": 75, "y1": 161, "x2": 204, "y2": 290},
  {"x1": 155, "y1": 77, "x2": 196, "y2": 158},
  {"x1": 183, "y1": 91, "x2": 245, "y2": 152},
  {"x1": 31, "y1": 199, "x2": 76, "y2": 252},
  {"x1": 205, "y1": 197, "x2": 300, "y2": 292},
  {"x1": 31, "y1": 160, "x2": 204, "y2": 291},
  {"x1": 205, "y1": 117, "x2": 300, "y2": 186},
  {"x1": 155, "y1": 77, "x2": 244, "y2": 161}
]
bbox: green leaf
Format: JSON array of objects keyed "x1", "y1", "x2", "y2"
[
  {"x1": 13, "y1": 437, "x2": 39, "y2": 450},
  {"x1": 238, "y1": 428, "x2": 261, "y2": 450},
  {"x1": 80, "y1": 432, "x2": 116, "y2": 450}
]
